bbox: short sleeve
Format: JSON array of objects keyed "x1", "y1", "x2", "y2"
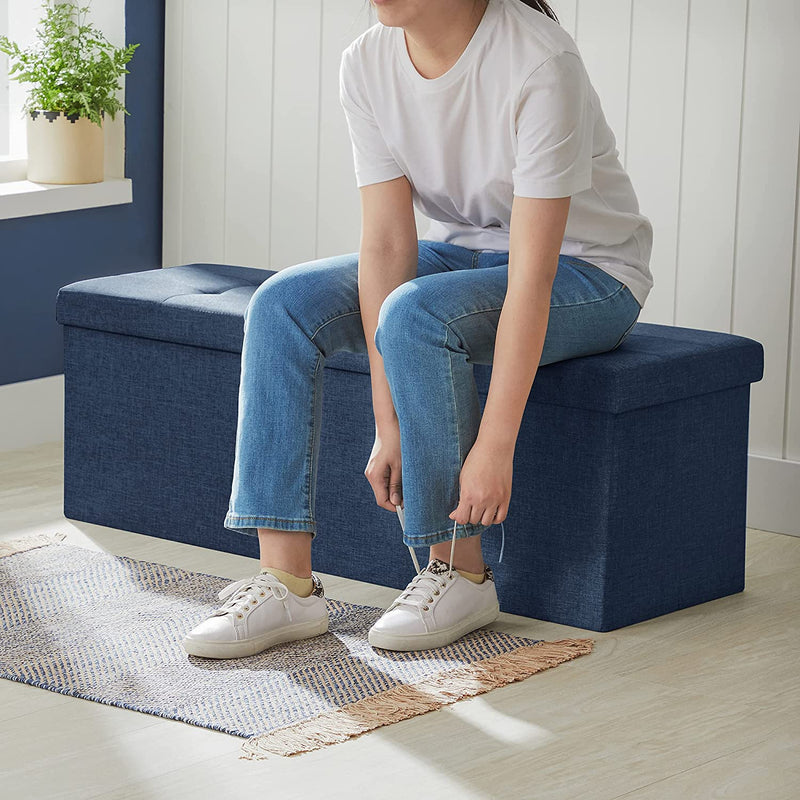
[
  {"x1": 339, "y1": 48, "x2": 406, "y2": 188},
  {"x1": 511, "y1": 51, "x2": 593, "y2": 199}
]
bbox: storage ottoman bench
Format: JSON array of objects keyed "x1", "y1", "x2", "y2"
[{"x1": 55, "y1": 263, "x2": 765, "y2": 632}]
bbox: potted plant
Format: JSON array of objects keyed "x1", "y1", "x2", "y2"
[{"x1": 0, "y1": 0, "x2": 139, "y2": 184}]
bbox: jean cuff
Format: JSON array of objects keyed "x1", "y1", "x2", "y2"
[
  {"x1": 223, "y1": 512, "x2": 317, "y2": 539},
  {"x1": 403, "y1": 521, "x2": 490, "y2": 548}
]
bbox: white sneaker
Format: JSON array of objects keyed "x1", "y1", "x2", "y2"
[
  {"x1": 182, "y1": 571, "x2": 328, "y2": 659},
  {"x1": 368, "y1": 557, "x2": 500, "y2": 651},
  {"x1": 369, "y1": 504, "x2": 501, "y2": 652}
]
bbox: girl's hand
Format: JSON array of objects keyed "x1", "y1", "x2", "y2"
[
  {"x1": 448, "y1": 437, "x2": 513, "y2": 526},
  {"x1": 364, "y1": 418, "x2": 404, "y2": 513}
]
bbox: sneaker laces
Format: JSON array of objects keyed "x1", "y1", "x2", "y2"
[
  {"x1": 212, "y1": 572, "x2": 293, "y2": 623},
  {"x1": 391, "y1": 568, "x2": 451, "y2": 614},
  {"x1": 395, "y1": 504, "x2": 505, "y2": 577}
]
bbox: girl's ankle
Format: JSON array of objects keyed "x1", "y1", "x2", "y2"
[{"x1": 259, "y1": 566, "x2": 314, "y2": 597}]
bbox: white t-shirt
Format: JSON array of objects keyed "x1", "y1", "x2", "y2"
[{"x1": 338, "y1": 0, "x2": 654, "y2": 309}]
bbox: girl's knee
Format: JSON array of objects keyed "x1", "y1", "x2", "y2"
[{"x1": 375, "y1": 282, "x2": 446, "y2": 355}]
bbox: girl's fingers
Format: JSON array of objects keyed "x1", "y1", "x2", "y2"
[
  {"x1": 389, "y1": 468, "x2": 402, "y2": 505},
  {"x1": 480, "y1": 506, "x2": 499, "y2": 526},
  {"x1": 448, "y1": 503, "x2": 466, "y2": 524},
  {"x1": 450, "y1": 502, "x2": 507, "y2": 525},
  {"x1": 368, "y1": 464, "x2": 395, "y2": 512},
  {"x1": 377, "y1": 465, "x2": 400, "y2": 511}
]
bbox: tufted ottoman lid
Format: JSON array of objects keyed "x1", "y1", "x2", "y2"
[
  {"x1": 488, "y1": 323, "x2": 765, "y2": 414},
  {"x1": 56, "y1": 263, "x2": 274, "y2": 353},
  {"x1": 57, "y1": 263, "x2": 764, "y2": 415}
]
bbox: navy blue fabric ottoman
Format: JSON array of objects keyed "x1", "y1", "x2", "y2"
[{"x1": 56, "y1": 263, "x2": 764, "y2": 632}]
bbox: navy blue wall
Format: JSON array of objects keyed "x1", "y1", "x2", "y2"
[{"x1": 0, "y1": 1, "x2": 165, "y2": 386}]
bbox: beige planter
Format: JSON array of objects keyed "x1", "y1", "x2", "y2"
[{"x1": 26, "y1": 109, "x2": 105, "y2": 184}]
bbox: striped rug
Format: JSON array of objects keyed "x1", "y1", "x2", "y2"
[{"x1": 0, "y1": 532, "x2": 594, "y2": 759}]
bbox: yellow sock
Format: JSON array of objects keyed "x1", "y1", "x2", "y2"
[
  {"x1": 456, "y1": 566, "x2": 486, "y2": 584},
  {"x1": 260, "y1": 566, "x2": 314, "y2": 597}
]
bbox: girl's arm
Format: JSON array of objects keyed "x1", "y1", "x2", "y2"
[
  {"x1": 476, "y1": 194, "x2": 571, "y2": 453},
  {"x1": 357, "y1": 175, "x2": 419, "y2": 429}
]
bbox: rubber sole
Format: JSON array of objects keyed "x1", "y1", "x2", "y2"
[
  {"x1": 182, "y1": 614, "x2": 329, "y2": 659},
  {"x1": 367, "y1": 602, "x2": 501, "y2": 652}
]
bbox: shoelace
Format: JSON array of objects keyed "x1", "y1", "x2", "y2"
[
  {"x1": 396, "y1": 504, "x2": 505, "y2": 577},
  {"x1": 211, "y1": 572, "x2": 293, "y2": 623},
  {"x1": 392, "y1": 568, "x2": 453, "y2": 614},
  {"x1": 392, "y1": 505, "x2": 505, "y2": 614}
]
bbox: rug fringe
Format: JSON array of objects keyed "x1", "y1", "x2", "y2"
[
  {"x1": 0, "y1": 531, "x2": 68, "y2": 559},
  {"x1": 240, "y1": 637, "x2": 594, "y2": 760}
]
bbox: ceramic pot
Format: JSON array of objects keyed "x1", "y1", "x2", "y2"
[{"x1": 26, "y1": 109, "x2": 105, "y2": 184}]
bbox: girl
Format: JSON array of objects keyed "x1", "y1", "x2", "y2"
[{"x1": 183, "y1": 0, "x2": 653, "y2": 659}]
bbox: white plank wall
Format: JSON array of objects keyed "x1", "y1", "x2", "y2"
[
  {"x1": 549, "y1": 0, "x2": 575, "y2": 37},
  {"x1": 626, "y1": 0, "x2": 690, "y2": 323},
  {"x1": 733, "y1": 0, "x2": 800, "y2": 459},
  {"x1": 162, "y1": 0, "x2": 800, "y2": 535},
  {"x1": 318, "y1": 1, "x2": 373, "y2": 258},
  {"x1": 572, "y1": 0, "x2": 632, "y2": 161},
  {"x1": 270, "y1": 2, "x2": 322, "y2": 267},
  {"x1": 225, "y1": 1, "x2": 274, "y2": 268},
  {"x1": 676, "y1": 0, "x2": 746, "y2": 334}
]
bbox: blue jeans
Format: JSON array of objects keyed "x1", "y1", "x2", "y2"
[{"x1": 224, "y1": 239, "x2": 641, "y2": 549}]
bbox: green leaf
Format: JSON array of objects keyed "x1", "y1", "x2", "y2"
[{"x1": 2, "y1": 1, "x2": 139, "y2": 119}]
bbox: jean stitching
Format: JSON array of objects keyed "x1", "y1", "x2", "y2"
[
  {"x1": 445, "y1": 306, "x2": 505, "y2": 327},
  {"x1": 226, "y1": 514, "x2": 316, "y2": 523},
  {"x1": 560, "y1": 255, "x2": 597, "y2": 269},
  {"x1": 559, "y1": 258, "x2": 631, "y2": 304},
  {"x1": 550, "y1": 283, "x2": 626, "y2": 309},
  {"x1": 305, "y1": 352, "x2": 322, "y2": 520},
  {"x1": 612, "y1": 308, "x2": 641, "y2": 349},
  {"x1": 445, "y1": 323, "x2": 463, "y2": 534},
  {"x1": 405, "y1": 522, "x2": 490, "y2": 546},
  {"x1": 310, "y1": 309, "x2": 361, "y2": 342},
  {"x1": 442, "y1": 283, "x2": 627, "y2": 331}
]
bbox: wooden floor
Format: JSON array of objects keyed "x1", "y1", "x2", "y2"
[{"x1": 1, "y1": 441, "x2": 798, "y2": 800}]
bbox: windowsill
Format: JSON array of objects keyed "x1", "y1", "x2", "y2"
[{"x1": 0, "y1": 176, "x2": 133, "y2": 220}]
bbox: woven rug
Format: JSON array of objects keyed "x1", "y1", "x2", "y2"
[{"x1": 0, "y1": 532, "x2": 594, "y2": 760}]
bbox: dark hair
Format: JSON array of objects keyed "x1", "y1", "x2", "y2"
[{"x1": 516, "y1": 1, "x2": 559, "y2": 23}]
